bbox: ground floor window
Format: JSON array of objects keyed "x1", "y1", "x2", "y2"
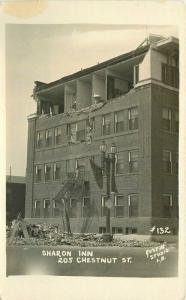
[
  {"x1": 126, "y1": 227, "x2": 137, "y2": 234},
  {"x1": 43, "y1": 199, "x2": 51, "y2": 218},
  {"x1": 99, "y1": 227, "x2": 106, "y2": 234},
  {"x1": 53, "y1": 199, "x2": 63, "y2": 217},
  {"x1": 112, "y1": 227, "x2": 123, "y2": 234}
]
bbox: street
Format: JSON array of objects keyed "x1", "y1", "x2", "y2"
[{"x1": 6, "y1": 245, "x2": 178, "y2": 277}]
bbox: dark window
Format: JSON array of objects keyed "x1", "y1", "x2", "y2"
[
  {"x1": 54, "y1": 162, "x2": 61, "y2": 181},
  {"x1": 134, "y1": 65, "x2": 139, "y2": 85},
  {"x1": 102, "y1": 114, "x2": 111, "y2": 135},
  {"x1": 163, "y1": 150, "x2": 172, "y2": 174},
  {"x1": 44, "y1": 164, "x2": 52, "y2": 181},
  {"x1": 176, "y1": 152, "x2": 178, "y2": 174},
  {"x1": 53, "y1": 200, "x2": 62, "y2": 217},
  {"x1": 77, "y1": 121, "x2": 86, "y2": 142},
  {"x1": 162, "y1": 108, "x2": 171, "y2": 131},
  {"x1": 101, "y1": 196, "x2": 107, "y2": 217},
  {"x1": 36, "y1": 131, "x2": 44, "y2": 149},
  {"x1": 115, "y1": 111, "x2": 124, "y2": 133},
  {"x1": 35, "y1": 165, "x2": 42, "y2": 183},
  {"x1": 128, "y1": 107, "x2": 138, "y2": 130},
  {"x1": 129, "y1": 150, "x2": 139, "y2": 173},
  {"x1": 115, "y1": 195, "x2": 124, "y2": 217},
  {"x1": 126, "y1": 227, "x2": 137, "y2": 234},
  {"x1": 107, "y1": 75, "x2": 115, "y2": 100},
  {"x1": 34, "y1": 200, "x2": 41, "y2": 218},
  {"x1": 70, "y1": 198, "x2": 78, "y2": 218},
  {"x1": 162, "y1": 63, "x2": 179, "y2": 88},
  {"x1": 116, "y1": 153, "x2": 124, "y2": 174},
  {"x1": 99, "y1": 227, "x2": 106, "y2": 234},
  {"x1": 129, "y1": 194, "x2": 139, "y2": 217},
  {"x1": 82, "y1": 197, "x2": 91, "y2": 217},
  {"x1": 66, "y1": 159, "x2": 75, "y2": 175},
  {"x1": 45, "y1": 129, "x2": 53, "y2": 147},
  {"x1": 67, "y1": 123, "x2": 77, "y2": 143},
  {"x1": 44, "y1": 199, "x2": 51, "y2": 218},
  {"x1": 162, "y1": 194, "x2": 172, "y2": 218},
  {"x1": 112, "y1": 227, "x2": 123, "y2": 234},
  {"x1": 175, "y1": 110, "x2": 179, "y2": 133},
  {"x1": 55, "y1": 127, "x2": 62, "y2": 145}
]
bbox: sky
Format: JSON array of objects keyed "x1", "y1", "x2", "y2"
[{"x1": 6, "y1": 24, "x2": 178, "y2": 176}]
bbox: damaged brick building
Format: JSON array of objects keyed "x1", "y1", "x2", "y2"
[{"x1": 25, "y1": 35, "x2": 179, "y2": 234}]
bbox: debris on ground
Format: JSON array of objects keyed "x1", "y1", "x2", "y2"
[{"x1": 6, "y1": 223, "x2": 167, "y2": 247}]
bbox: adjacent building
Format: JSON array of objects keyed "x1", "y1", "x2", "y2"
[
  {"x1": 6, "y1": 175, "x2": 26, "y2": 224},
  {"x1": 25, "y1": 35, "x2": 179, "y2": 234}
]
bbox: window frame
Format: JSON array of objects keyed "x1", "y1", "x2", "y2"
[
  {"x1": 35, "y1": 164, "x2": 42, "y2": 183},
  {"x1": 163, "y1": 150, "x2": 172, "y2": 174},
  {"x1": 53, "y1": 162, "x2": 61, "y2": 181},
  {"x1": 44, "y1": 163, "x2": 52, "y2": 182},
  {"x1": 128, "y1": 194, "x2": 139, "y2": 217},
  {"x1": 128, "y1": 107, "x2": 138, "y2": 130},
  {"x1": 115, "y1": 194, "x2": 124, "y2": 217},
  {"x1": 45, "y1": 129, "x2": 53, "y2": 147},
  {"x1": 54, "y1": 127, "x2": 62, "y2": 145},
  {"x1": 114, "y1": 110, "x2": 124, "y2": 133},
  {"x1": 128, "y1": 150, "x2": 139, "y2": 173},
  {"x1": 102, "y1": 114, "x2": 111, "y2": 136}
]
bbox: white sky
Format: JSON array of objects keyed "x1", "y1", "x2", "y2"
[{"x1": 6, "y1": 24, "x2": 178, "y2": 176}]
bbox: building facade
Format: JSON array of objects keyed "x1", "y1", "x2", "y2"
[{"x1": 25, "y1": 35, "x2": 179, "y2": 234}]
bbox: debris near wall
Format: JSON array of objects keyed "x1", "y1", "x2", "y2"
[{"x1": 7, "y1": 223, "x2": 161, "y2": 247}]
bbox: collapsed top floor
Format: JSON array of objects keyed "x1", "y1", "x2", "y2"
[{"x1": 32, "y1": 35, "x2": 179, "y2": 117}]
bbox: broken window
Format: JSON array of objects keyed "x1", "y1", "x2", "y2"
[
  {"x1": 54, "y1": 162, "x2": 61, "y2": 181},
  {"x1": 45, "y1": 129, "x2": 53, "y2": 147},
  {"x1": 36, "y1": 131, "x2": 44, "y2": 149},
  {"x1": 102, "y1": 114, "x2": 111, "y2": 136},
  {"x1": 128, "y1": 194, "x2": 139, "y2": 217},
  {"x1": 44, "y1": 163, "x2": 52, "y2": 181},
  {"x1": 43, "y1": 199, "x2": 51, "y2": 218},
  {"x1": 162, "y1": 194, "x2": 172, "y2": 218},
  {"x1": 163, "y1": 150, "x2": 172, "y2": 174},
  {"x1": 55, "y1": 127, "x2": 62, "y2": 145},
  {"x1": 35, "y1": 165, "x2": 42, "y2": 183},
  {"x1": 128, "y1": 107, "x2": 138, "y2": 130},
  {"x1": 129, "y1": 150, "x2": 139, "y2": 173},
  {"x1": 115, "y1": 195, "x2": 124, "y2": 217},
  {"x1": 162, "y1": 107, "x2": 171, "y2": 131}
]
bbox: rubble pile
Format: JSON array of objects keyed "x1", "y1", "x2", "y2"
[{"x1": 7, "y1": 223, "x2": 160, "y2": 247}]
